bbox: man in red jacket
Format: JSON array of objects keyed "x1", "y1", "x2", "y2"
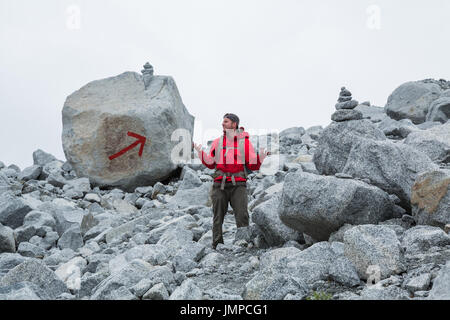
[{"x1": 193, "y1": 113, "x2": 270, "y2": 249}]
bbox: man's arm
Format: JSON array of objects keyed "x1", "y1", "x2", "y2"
[
  {"x1": 245, "y1": 139, "x2": 263, "y2": 171},
  {"x1": 197, "y1": 140, "x2": 217, "y2": 169}
]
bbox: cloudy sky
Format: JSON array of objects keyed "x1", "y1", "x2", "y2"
[{"x1": 1, "y1": 0, "x2": 449, "y2": 169}]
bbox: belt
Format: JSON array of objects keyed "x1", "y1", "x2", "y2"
[{"x1": 213, "y1": 180, "x2": 247, "y2": 189}]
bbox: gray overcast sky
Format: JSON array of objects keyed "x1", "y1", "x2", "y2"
[{"x1": 1, "y1": 0, "x2": 449, "y2": 169}]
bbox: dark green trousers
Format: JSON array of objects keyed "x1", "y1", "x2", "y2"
[{"x1": 210, "y1": 181, "x2": 249, "y2": 248}]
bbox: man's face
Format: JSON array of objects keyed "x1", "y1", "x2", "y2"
[{"x1": 222, "y1": 117, "x2": 236, "y2": 130}]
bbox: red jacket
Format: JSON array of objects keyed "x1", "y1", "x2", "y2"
[{"x1": 198, "y1": 130, "x2": 262, "y2": 183}]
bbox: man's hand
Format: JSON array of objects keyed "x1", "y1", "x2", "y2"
[
  {"x1": 259, "y1": 148, "x2": 271, "y2": 162},
  {"x1": 193, "y1": 142, "x2": 203, "y2": 153}
]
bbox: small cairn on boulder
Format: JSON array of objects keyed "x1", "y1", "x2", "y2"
[
  {"x1": 141, "y1": 62, "x2": 154, "y2": 90},
  {"x1": 331, "y1": 87, "x2": 363, "y2": 122}
]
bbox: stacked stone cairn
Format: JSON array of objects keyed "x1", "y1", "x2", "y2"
[{"x1": 331, "y1": 87, "x2": 363, "y2": 122}]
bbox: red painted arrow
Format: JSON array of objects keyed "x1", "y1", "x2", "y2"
[{"x1": 108, "y1": 131, "x2": 147, "y2": 160}]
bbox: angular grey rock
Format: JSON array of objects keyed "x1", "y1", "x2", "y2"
[
  {"x1": 0, "y1": 253, "x2": 29, "y2": 277},
  {"x1": 280, "y1": 126, "x2": 306, "y2": 137},
  {"x1": 129, "y1": 278, "x2": 154, "y2": 297},
  {"x1": 80, "y1": 212, "x2": 98, "y2": 235},
  {"x1": 259, "y1": 247, "x2": 301, "y2": 270},
  {"x1": 23, "y1": 210, "x2": 56, "y2": 230},
  {"x1": 411, "y1": 169, "x2": 450, "y2": 228},
  {"x1": 18, "y1": 165, "x2": 42, "y2": 181},
  {"x1": 105, "y1": 220, "x2": 135, "y2": 245},
  {"x1": 342, "y1": 139, "x2": 438, "y2": 210},
  {"x1": 62, "y1": 70, "x2": 194, "y2": 192},
  {"x1": 385, "y1": 80, "x2": 442, "y2": 124},
  {"x1": 400, "y1": 226, "x2": 450, "y2": 256},
  {"x1": 0, "y1": 281, "x2": 50, "y2": 300},
  {"x1": 91, "y1": 259, "x2": 155, "y2": 300},
  {"x1": 64, "y1": 177, "x2": 91, "y2": 194},
  {"x1": 55, "y1": 256, "x2": 87, "y2": 291},
  {"x1": 244, "y1": 242, "x2": 355, "y2": 299},
  {"x1": 428, "y1": 260, "x2": 450, "y2": 299},
  {"x1": 169, "y1": 278, "x2": 203, "y2": 300},
  {"x1": 359, "y1": 284, "x2": 410, "y2": 300},
  {"x1": 178, "y1": 167, "x2": 202, "y2": 190},
  {"x1": 108, "y1": 244, "x2": 169, "y2": 274},
  {"x1": 331, "y1": 109, "x2": 363, "y2": 122},
  {"x1": 199, "y1": 252, "x2": 225, "y2": 269},
  {"x1": 354, "y1": 104, "x2": 387, "y2": 123},
  {"x1": 0, "y1": 259, "x2": 68, "y2": 299},
  {"x1": 58, "y1": 226, "x2": 84, "y2": 251},
  {"x1": 344, "y1": 225, "x2": 404, "y2": 280},
  {"x1": 426, "y1": 96, "x2": 450, "y2": 123},
  {"x1": 244, "y1": 274, "x2": 307, "y2": 300},
  {"x1": 43, "y1": 248, "x2": 77, "y2": 266},
  {"x1": 108, "y1": 286, "x2": 138, "y2": 300},
  {"x1": 252, "y1": 193, "x2": 304, "y2": 246},
  {"x1": 280, "y1": 127, "x2": 305, "y2": 145},
  {"x1": 403, "y1": 122, "x2": 450, "y2": 163},
  {"x1": 279, "y1": 172, "x2": 395, "y2": 241},
  {"x1": 84, "y1": 193, "x2": 101, "y2": 203},
  {"x1": 47, "y1": 172, "x2": 67, "y2": 188},
  {"x1": 0, "y1": 192, "x2": 33, "y2": 229},
  {"x1": 78, "y1": 271, "x2": 109, "y2": 298},
  {"x1": 313, "y1": 119, "x2": 386, "y2": 175},
  {"x1": 17, "y1": 242, "x2": 45, "y2": 258},
  {"x1": 54, "y1": 208, "x2": 84, "y2": 237},
  {"x1": 328, "y1": 256, "x2": 361, "y2": 287},
  {"x1": 0, "y1": 171, "x2": 11, "y2": 196},
  {"x1": 377, "y1": 117, "x2": 418, "y2": 139},
  {"x1": 32, "y1": 149, "x2": 57, "y2": 166},
  {"x1": 157, "y1": 225, "x2": 194, "y2": 257},
  {"x1": 0, "y1": 224, "x2": 15, "y2": 253},
  {"x1": 134, "y1": 186, "x2": 153, "y2": 195},
  {"x1": 167, "y1": 182, "x2": 213, "y2": 208},
  {"x1": 61, "y1": 161, "x2": 73, "y2": 172},
  {"x1": 143, "y1": 282, "x2": 169, "y2": 300},
  {"x1": 403, "y1": 273, "x2": 431, "y2": 292},
  {"x1": 39, "y1": 160, "x2": 64, "y2": 180}
]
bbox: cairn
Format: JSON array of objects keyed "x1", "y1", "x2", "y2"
[
  {"x1": 331, "y1": 87, "x2": 363, "y2": 122},
  {"x1": 141, "y1": 62, "x2": 154, "y2": 90}
]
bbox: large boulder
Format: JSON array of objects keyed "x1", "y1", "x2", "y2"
[
  {"x1": 278, "y1": 172, "x2": 396, "y2": 241},
  {"x1": 252, "y1": 193, "x2": 303, "y2": 246},
  {"x1": 343, "y1": 225, "x2": 404, "y2": 280},
  {"x1": 385, "y1": 81, "x2": 442, "y2": 124},
  {"x1": 403, "y1": 122, "x2": 450, "y2": 163},
  {"x1": 313, "y1": 119, "x2": 386, "y2": 175},
  {"x1": 341, "y1": 139, "x2": 438, "y2": 210},
  {"x1": 411, "y1": 169, "x2": 450, "y2": 228},
  {"x1": 62, "y1": 69, "x2": 194, "y2": 191}
]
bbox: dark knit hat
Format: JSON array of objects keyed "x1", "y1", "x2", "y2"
[{"x1": 223, "y1": 113, "x2": 240, "y2": 128}]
